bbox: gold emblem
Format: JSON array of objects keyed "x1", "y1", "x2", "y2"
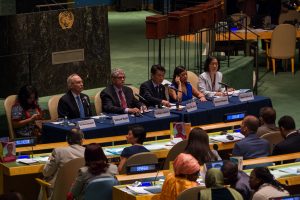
[{"x1": 59, "y1": 11, "x2": 74, "y2": 29}]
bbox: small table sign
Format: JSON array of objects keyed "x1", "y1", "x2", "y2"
[
  {"x1": 154, "y1": 108, "x2": 170, "y2": 118},
  {"x1": 239, "y1": 92, "x2": 254, "y2": 102},
  {"x1": 213, "y1": 96, "x2": 229, "y2": 107},
  {"x1": 77, "y1": 119, "x2": 96, "y2": 129},
  {"x1": 112, "y1": 114, "x2": 130, "y2": 125},
  {"x1": 186, "y1": 101, "x2": 197, "y2": 112}
]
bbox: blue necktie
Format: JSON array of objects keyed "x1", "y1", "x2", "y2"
[{"x1": 76, "y1": 96, "x2": 85, "y2": 118}]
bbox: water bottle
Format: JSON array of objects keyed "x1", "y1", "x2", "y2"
[{"x1": 63, "y1": 116, "x2": 68, "y2": 126}]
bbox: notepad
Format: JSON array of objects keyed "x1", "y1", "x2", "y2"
[
  {"x1": 17, "y1": 158, "x2": 39, "y2": 165},
  {"x1": 126, "y1": 186, "x2": 151, "y2": 194}
]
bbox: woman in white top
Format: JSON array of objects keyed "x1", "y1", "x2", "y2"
[
  {"x1": 249, "y1": 167, "x2": 289, "y2": 200},
  {"x1": 199, "y1": 56, "x2": 233, "y2": 97}
]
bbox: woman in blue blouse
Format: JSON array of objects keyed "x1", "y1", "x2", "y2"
[{"x1": 169, "y1": 66, "x2": 206, "y2": 103}]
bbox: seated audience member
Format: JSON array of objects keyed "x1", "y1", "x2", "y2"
[
  {"x1": 185, "y1": 127, "x2": 221, "y2": 164},
  {"x1": 250, "y1": 167, "x2": 289, "y2": 200},
  {"x1": 11, "y1": 85, "x2": 43, "y2": 138},
  {"x1": 160, "y1": 153, "x2": 200, "y2": 200},
  {"x1": 57, "y1": 74, "x2": 92, "y2": 119},
  {"x1": 69, "y1": 143, "x2": 118, "y2": 200},
  {"x1": 118, "y1": 125, "x2": 150, "y2": 172},
  {"x1": 43, "y1": 129, "x2": 85, "y2": 190},
  {"x1": 232, "y1": 116, "x2": 270, "y2": 159},
  {"x1": 257, "y1": 107, "x2": 279, "y2": 137},
  {"x1": 169, "y1": 66, "x2": 206, "y2": 103},
  {"x1": 199, "y1": 56, "x2": 233, "y2": 97},
  {"x1": 272, "y1": 115, "x2": 300, "y2": 156},
  {"x1": 139, "y1": 64, "x2": 171, "y2": 107},
  {"x1": 100, "y1": 68, "x2": 143, "y2": 114},
  {"x1": 221, "y1": 160, "x2": 252, "y2": 200},
  {"x1": 199, "y1": 168, "x2": 243, "y2": 200}
]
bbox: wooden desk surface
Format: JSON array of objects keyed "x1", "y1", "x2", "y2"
[
  {"x1": 113, "y1": 185, "x2": 160, "y2": 200},
  {"x1": 243, "y1": 152, "x2": 300, "y2": 166},
  {"x1": 16, "y1": 120, "x2": 241, "y2": 153}
]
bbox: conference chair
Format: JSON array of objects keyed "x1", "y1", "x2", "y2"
[
  {"x1": 128, "y1": 85, "x2": 139, "y2": 100},
  {"x1": 85, "y1": 177, "x2": 119, "y2": 200},
  {"x1": 120, "y1": 152, "x2": 158, "y2": 174},
  {"x1": 177, "y1": 186, "x2": 202, "y2": 200},
  {"x1": 187, "y1": 71, "x2": 199, "y2": 90},
  {"x1": 4, "y1": 95, "x2": 17, "y2": 139},
  {"x1": 260, "y1": 131, "x2": 284, "y2": 154},
  {"x1": 163, "y1": 140, "x2": 188, "y2": 169},
  {"x1": 48, "y1": 95, "x2": 62, "y2": 121},
  {"x1": 266, "y1": 24, "x2": 296, "y2": 75},
  {"x1": 36, "y1": 157, "x2": 85, "y2": 200},
  {"x1": 94, "y1": 91, "x2": 102, "y2": 115}
]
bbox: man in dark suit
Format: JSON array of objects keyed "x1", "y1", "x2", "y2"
[
  {"x1": 272, "y1": 115, "x2": 300, "y2": 156},
  {"x1": 57, "y1": 74, "x2": 92, "y2": 119},
  {"x1": 232, "y1": 115, "x2": 270, "y2": 160},
  {"x1": 139, "y1": 64, "x2": 170, "y2": 107},
  {"x1": 100, "y1": 68, "x2": 142, "y2": 114}
]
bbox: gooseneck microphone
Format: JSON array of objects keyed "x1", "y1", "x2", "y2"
[
  {"x1": 134, "y1": 93, "x2": 148, "y2": 103},
  {"x1": 218, "y1": 82, "x2": 230, "y2": 88},
  {"x1": 83, "y1": 96, "x2": 90, "y2": 116}
]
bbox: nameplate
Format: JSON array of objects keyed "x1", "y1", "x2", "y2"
[
  {"x1": 112, "y1": 114, "x2": 130, "y2": 125},
  {"x1": 213, "y1": 96, "x2": 229, "y2": 107},
  {"x1": 239, "y1": 92, "x2": 254, "y2": 102},
  {"x1": 154, "y1": 108, "x2": 170, "y2": 118},
  {"x1": 186, "y1": 101, "x2": 197, "y2": 112},
  {"x1": 77, "y1": 119, "x2": 96, "y2": 129}
]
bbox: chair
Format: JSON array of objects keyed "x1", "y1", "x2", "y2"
[
  {"x1": 267, "y1": 24, "x2": 296, "y2": 75},
  {"x1": 128, "y1": 85, "x2": 139, "y2": 99},
  {"x1": 85, "y1": 177, "x2": 119, "y2": 200},
  {"x1": 4, "y1": 95, "x2": 17, "y2": 139},
  {"x1": 48, "y1": 95, "x2": 62, "y2": 120},
  {"x1": 163, "y1": 140, "x2": 188, "y2": 169},
  {"x1": 94, "y1": 91, "x2": 102, "y2": 115},
  {"x1": 187, "y1": 71, "x2": 199, "y2": 90},
  {"x1": 260, "y1": 131, "x2": 284, "y2": 154},
  {"x1": 36, "y1": 157, "x2": 85, "y2": 200},
  {"x1": 120, "y1": 152, "x2": 158, "y2": 174},
  {"x1": 177, "y1": 186, "x2": 202, "y2": 200}
]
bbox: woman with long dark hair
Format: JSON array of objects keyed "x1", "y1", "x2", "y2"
[
  {"x1": 250, "y1": 167, "x2": 289, "y2": 200},
  {"x1": 169, "y1": 66, "x2": 206, "y2": 103},
  {"x1": 11, "y1": 85, "x2": 42, "y2": 138},
  {"x1": 69, "y1": 143, "x2": 118, "y2": 200},
  {"x1": 185, "y1": 127, "x2": 221, "y2": 164}
]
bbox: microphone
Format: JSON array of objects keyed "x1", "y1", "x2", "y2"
[
  {"x1": 168, "y1": 85, "x2": 182, "y2": 93},
  {"x1": 83, "y1": 96, "x2": 90, "y2": 116},
  {"x1": 218, "y1": 82, "x2": 230, "y2": 88},
  {"x1": 134, "y1": 93, "x2": 148, "y2": 103}
]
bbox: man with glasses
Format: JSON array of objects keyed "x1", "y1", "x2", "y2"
[{"x1": 100, "y1": 68, "x2": 142, "y2": 114}]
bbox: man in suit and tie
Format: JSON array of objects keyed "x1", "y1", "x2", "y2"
[
  {"x1": 139, "y1": 64, "x2": 170, "y2": 107},
  {"x1": 272, "y1": 115, "x2": 300, "y2": 156},
  {"x1": 100, "y1": 68, "x2": 142, "y2": 114},
  {"x1": 232, "y1": 115, "x2": 270, "y2": 160},
  {"x1": 57, "y1": 74, "x2": 92, "y2": 119}
]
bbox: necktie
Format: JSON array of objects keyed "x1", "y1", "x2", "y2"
[
  {"x1": 76, "y1": 96, "x2": 85, "y2": 118},
  {"x1": 118, "y1": 90, "x2": 127, "y2": 109}
]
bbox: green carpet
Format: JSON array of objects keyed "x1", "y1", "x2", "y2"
[{"x1": 0, "y1": 10, "x2": 299, "y2": 137}]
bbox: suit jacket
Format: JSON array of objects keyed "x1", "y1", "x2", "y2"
[
  {"x1": 199, "y1": 71, "x2": 224, "y2": 97},
  {"x1": 272, "y1": 131, "x2": 300, "y2": 156},
  {"x1": 139, "y1": 80, "x2": 167, "y2": 107},
  {"x1": 57, "y1": 90, "x2": 92, "y2": 119},
  {"x1": 43, "y1": 144, "x2": 85, "y2": 187},
  {"x1": 232, "y1": 133, "x2": 270, "y2": 160},
  {"x1": 256, "y1": 124, "x2": 279, "y2": 137},
  {"x1": 100, "y1": 85, "x2": 142, "y2": 114},
  {"x1": 235, "y1": 171, "x2": 253, "y2": 200}
]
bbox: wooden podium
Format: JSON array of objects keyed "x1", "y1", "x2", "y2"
[
  {"x1": 168, "y1": 11, "x2": 190, "y2": 36},
  {"x1": 145, "y1": 15, "x2": 168, "y2": 39}
]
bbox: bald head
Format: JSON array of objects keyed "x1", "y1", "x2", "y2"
[{"x1": 241, "y1": 115, "x2": 260, "y2": 136}]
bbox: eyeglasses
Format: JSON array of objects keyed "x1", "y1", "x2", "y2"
[{"x1": 114, "y1": 76, "x2": 126, "y2": 79}]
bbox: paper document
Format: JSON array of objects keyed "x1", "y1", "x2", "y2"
[
  {"x1": 210, "y1": 135, "x2": 243, "y2": 143},
  {"x1": 105, "y1": 148, "x2": 124, "y2": 155},
  {"x1": 126, "y1": 186, "x2": 151, "y2": 194},
  {"x1": 279, "y1": 167, "x2": 300, "y2": 175},
  {"x1": 144, "y1": 144, "x2": 166, "y2": 151},
  {"x1": 17, "y1": 158, "x2": 39, "y2": 165}
]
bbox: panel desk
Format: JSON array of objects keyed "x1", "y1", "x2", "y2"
[
  {"x1": 171, "y1": 96, "x2": 272, "y2": 126},
  {"x1": 42, "y1": 112, "x2": 180, "y2": 143}
]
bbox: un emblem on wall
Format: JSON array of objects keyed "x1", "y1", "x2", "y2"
[{"x1": 59, "y1": 11, "x2": 74, "y2": 29}]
